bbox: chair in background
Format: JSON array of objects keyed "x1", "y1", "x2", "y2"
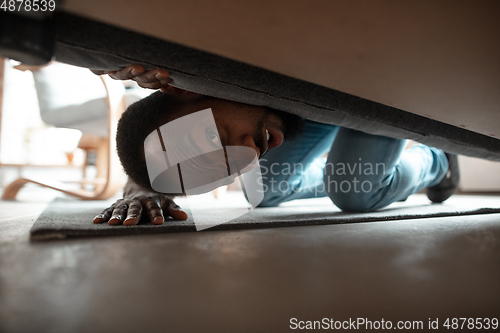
[{"x1": 1, "y1": 62, "x2": 149, "y2": 200}]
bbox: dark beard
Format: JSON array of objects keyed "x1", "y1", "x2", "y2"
[
  {"x1": 252, "y1": 109, "x2": 305, "y2": 156},
  {"x1": 268, "y1": 108, "x2": 304, "y2": 141}
]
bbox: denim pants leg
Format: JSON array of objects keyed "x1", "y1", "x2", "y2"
[
  {"x1": 257, "y1": 120, "x2": 449, "y2": 212},
  {"x1": 324, "y1": 127, "x2": 449, "y2": 212},
  {"x1": 258, "y1": 119, "x2": 339, "y2": 207}
]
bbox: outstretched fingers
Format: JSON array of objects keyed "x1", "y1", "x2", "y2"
[
  {"x1": 104, "y1": 65, "x2": 171, "y2": 89},
  {"x1": 123, "y1": 200, "x2": 143, "y2": 226},
  {"x1": 93, "y1": 206, "x2": 114, "y2": 224},
  {"x1": 106, "y1": 65, "x2": 145, "y2": 80},
  {"x1": 140, "y1": 196, "x2": 165, "y2": 225},
  {"x1": 133, "y1": 69, "x2": 171, "y2": 89},
  {"x1": 165, "y1": 200, "x2": 188, "y2": 221},
  {"x1": 107, "y1": 202, "x2": 130, "y2": 225},
  {"x1": 90, "y1": 65, "x2": 171, "y2": 91},
  {"x1": 93, "y1": 195, "x2": 188, "y2": 226},
  {"x1": 93, "y1": 199, "x2": 135, "y2": 225}
]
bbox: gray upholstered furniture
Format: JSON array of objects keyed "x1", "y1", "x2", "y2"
[
  {"x1": 4, "y1": 2, "x2": 498, "y2": 162},
  {"x1": 52, "y1": 10, "x2": 500, "y2": 162}
]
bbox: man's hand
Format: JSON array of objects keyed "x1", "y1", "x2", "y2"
[
  {"x1": 90, "y1": 65, "x2": 171, "y2": 91},
  {"x1": 93, "y1": 179, "x2": 188, "y2": 226}
]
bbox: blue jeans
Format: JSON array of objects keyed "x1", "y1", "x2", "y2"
[{"x1": 257, "y1": 119, "x2": 449, "y2": 212}]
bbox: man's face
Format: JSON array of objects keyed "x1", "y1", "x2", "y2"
[
  {"x1": 116, "y1": 90, "x2": 304, "y2": 194},
  {"x1": 168, "y1": 97, "x2": 302, "y2": 159}
]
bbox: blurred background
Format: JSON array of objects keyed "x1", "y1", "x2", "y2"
[
  {"x1": 0, "y1": 58, "x2": 152, "y2": 194},
  {"x1": 0, "y1": 57, "x2": 499, "y2": 197}
]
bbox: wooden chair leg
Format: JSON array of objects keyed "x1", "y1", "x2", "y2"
[
  {"x1": 93, "y1": 137, "x2": 108, "y2": 193},
  {"x1": 2, "y1": 178, "x2": 30, "y2": 200},
  {"x1": 77, "y1": 134, "x2": 101, "y2": 190},
  {"x1": 2, "y1": 177, "x2": 96, "y2": 200}
]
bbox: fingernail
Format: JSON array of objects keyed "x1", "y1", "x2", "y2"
[
  {"x1": 160, "y1": 79, "x2": 170, "y2": 85},
  {"x1": 124, "y1": 217, "x2": 138, "y2": 225},
  {"x1": 131, "y1": 68, "x2": 139, "y2": 75},
  {"x1": 108, "y1": 215, "x2": 121, "y2": 225},
  {"x1": 153, "y1": 216, "x2": 164, "y2": 224}
]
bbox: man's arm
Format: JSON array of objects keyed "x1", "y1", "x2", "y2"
[
  {"x1": 91, "y1": 64, "x2": 189, "y2": 226},
  {"x1": 93, "y1": 177, "x2": 188, "y2": 225}
]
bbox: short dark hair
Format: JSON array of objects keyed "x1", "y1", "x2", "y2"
[{"x1": 116, "y1": 91, "x2": 198, "y2": 191}]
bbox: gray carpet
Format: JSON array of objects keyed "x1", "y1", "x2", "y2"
[{"x1": 30, "y1": 194, "x2": 500, "y2": 240}]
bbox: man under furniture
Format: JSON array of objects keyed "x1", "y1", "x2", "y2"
[{"x1": 92, "y1": 65, "x2": 460, "y2": 226}]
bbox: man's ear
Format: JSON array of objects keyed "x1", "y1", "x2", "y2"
[{"x1": 160, "y1": 85, "x2": 202, "y2": 101}]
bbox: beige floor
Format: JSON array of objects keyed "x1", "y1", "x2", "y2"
[{"x1": 0, "y1": 188, "x2": 499, "y2": 333}]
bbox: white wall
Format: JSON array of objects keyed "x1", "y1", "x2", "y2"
[{"x1": 459, "y1": 156, "x2": 500, "y2": 192}]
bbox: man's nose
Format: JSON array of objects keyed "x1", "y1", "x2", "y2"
[{"x1": 240, "y1": 134, "x2": 260, "y2": 158}]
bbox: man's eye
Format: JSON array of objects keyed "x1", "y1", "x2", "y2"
[{"x1": 206, "y1": 128, "x2": 222, "y2": 147}]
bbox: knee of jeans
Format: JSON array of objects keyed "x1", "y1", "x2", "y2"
[
  {"x1": 326, "y1": 186, "x2": 379, "y2": 213},
  {"x1": 324, "y1": 173, "x2": 385, "y2": 212},
  {"x1": 325, "y1": 177, "x2": 379, "y2": 213}
]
